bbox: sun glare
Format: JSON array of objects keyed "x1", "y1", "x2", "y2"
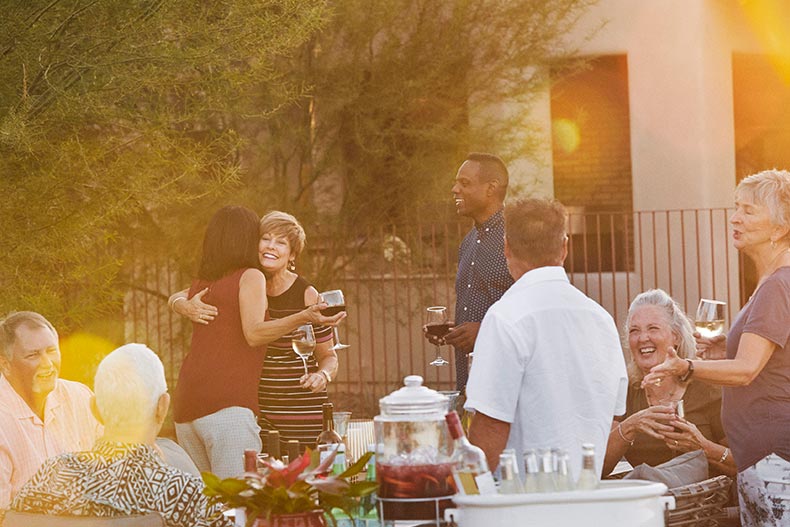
[{"x1": 740, "y1": 0, "x2": 790, "y2": 84}]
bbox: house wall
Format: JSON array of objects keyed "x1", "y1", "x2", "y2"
[{"x1": 503, "y1": 0, "x2": 790, "y2": 319}]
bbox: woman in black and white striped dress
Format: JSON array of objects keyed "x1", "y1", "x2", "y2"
[{"x1": 255, "y1": 211, "x2": 338, "y2": 450}]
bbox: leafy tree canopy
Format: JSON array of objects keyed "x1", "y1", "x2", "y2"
[
  {"x1": 1, "y1": 0, "x2": 594, "y2": 330},
  {"x1": 0, "y1": 0, "x2": 328, "y2": 328}
]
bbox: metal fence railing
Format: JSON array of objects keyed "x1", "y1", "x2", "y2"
[{"x1": 123, "y1": 208, "x2": 742, "y2": 417}]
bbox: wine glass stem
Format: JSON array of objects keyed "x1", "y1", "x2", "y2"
[{"x1": 301, "y1": 357, "x2": 308, "y2": 376}]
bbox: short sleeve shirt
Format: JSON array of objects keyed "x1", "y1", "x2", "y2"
[
  {"x1": 464, "y1": 266, "x2": 628, "y2": 479},
  {"x1": 721, "y1": 267, "x2": 790, "y2": 472}
]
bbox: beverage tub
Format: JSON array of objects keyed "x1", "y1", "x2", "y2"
[{"x1": 445, "y1": 480, "x2": 673, "y2": 527}]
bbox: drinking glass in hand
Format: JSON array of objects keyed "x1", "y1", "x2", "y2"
[
  {"x1": 695, "y1": 299, "x2": 726, "y2": 338},
  {"x1": 320, "y1": 289, "x2": 350, "y2": 350},
  {"x1": 291, "y1": 324, "x2": 316, "y2": 376},
  {"x1": 425, "y1": 306, "x2": 450, "y2": 366}
]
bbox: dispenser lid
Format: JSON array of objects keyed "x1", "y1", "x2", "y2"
[{"x1": 379, "y1": 375, "x2": 448, "y2": 415}]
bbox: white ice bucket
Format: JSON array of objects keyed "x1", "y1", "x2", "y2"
[{"x1": 445, "y1": 480, "x2": 674, "y2": 527}]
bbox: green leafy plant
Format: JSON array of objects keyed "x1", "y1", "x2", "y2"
[{"x1": 202, "y1": 448, "x2": 376, "y2": 527}]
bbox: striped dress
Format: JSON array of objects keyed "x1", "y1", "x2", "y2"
[{"x1": 258, "y1": 276, "x2": 332, "y2": 451}]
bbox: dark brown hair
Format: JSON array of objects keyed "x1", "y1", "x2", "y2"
[{"x1": 197, "y1": 206, "x2": 262, "y2": 281}]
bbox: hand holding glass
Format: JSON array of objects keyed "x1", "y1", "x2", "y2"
[
  {"x1": 425, "y1": 306, "x2": 450, "y2": 366},
  {"x1": 695, "y1": 299, "x2": 726, "y2": 338},
  {"x1": 320, "y1": 289, "x2": 350, "y2": 350},
  {"x1": 291, "y1": 324, "x2": 316, "y2": 376}
]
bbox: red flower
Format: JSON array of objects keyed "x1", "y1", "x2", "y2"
[{"x1": 262, "y1": 450, "x2": 312, "y2": 488}]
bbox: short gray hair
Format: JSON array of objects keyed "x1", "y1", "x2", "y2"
[
  {"x1": 94, "y1": 343, "x2": 167, "y2": 430},
  {"x1": 0, "y1": 311, "x2": 57, "y2": 362},
  {"x1": 737, "y1": 170, "x2": 790, "y2": 239},
  {"x1": 624, "y1": 289, "x2": 695, "y2": 382}
]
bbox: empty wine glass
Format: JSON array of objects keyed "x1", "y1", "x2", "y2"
[
  {"x1": 320, "y1": 289, "x2": 350, "y2": 350},
  {"x1": 695, "y1": 299, "x2": 726, "y2": 338},
  {"x1": 425, "y1": 306, "x2": 450, "y2": 366},
  {"x1": 333, "y1": 411, "x2": 352, "y2": 440},
  {"x1": 291, "y1": 324, "x2": 316, "y2": 376}
]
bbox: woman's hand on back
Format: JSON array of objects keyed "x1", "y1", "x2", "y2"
[{"x1": 180, "y1": 288, "x2": 219, "y2": 325}]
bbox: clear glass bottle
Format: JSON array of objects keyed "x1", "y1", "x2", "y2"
[
  {"x1": 537, "y1": 448, "x2": 557, "y2": 492},
  {"x1": 554, "y1": 450, "x2": 575, "y2": 491},
  {"x1": 576, "y1": 443, "x2": 599, "y2": 490},
  {"x1": 446, "y1": 410, "x2": 497, "y2": 495},
  {"x1": 498, "y1": 450, "x2": 525, "y2": 494},
  {"x1": 332, "y1": 443, "x2": 347, "y2": 475},
  {"x1": 522, "y1": 449, "x2": 540, "y2": 493},
  {"x1": 316, "y1": 402, "x2": 342, "y2": 463}
]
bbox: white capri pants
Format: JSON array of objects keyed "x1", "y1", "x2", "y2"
[{"x1": 175, "y1": 406, "x2": 261, "y2": 479}]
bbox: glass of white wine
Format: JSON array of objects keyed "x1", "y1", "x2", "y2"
[
  {"x1": 695, "y1": 299, "x2": 726, "y2": 338},
  {"x1": 291, "y1": 324, "x2": 316, "y2": 376}
]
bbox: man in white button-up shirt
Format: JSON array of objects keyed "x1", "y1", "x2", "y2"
[{"x1": 464, "y1": 198, "x2": 628, "y2": 480}]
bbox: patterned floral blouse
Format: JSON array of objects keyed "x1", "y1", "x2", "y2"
[{"x1": 9, "y1": 441, "x2": 231, "y2": 527}]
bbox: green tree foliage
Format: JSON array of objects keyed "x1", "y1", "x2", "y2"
[
  {"x1": 248, "y1": 0, "x2": 595, "y2": 283},
  {"x1": 0, "y1": 0, "x2": 594, "y2": 330},
  {"x1": 254, "y1": 1, "x2": 595, "y2": 221},
  {"x1": 0, "y1": 0, "x2": 328, "y2": 329}
]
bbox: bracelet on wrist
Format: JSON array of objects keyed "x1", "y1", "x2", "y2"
[
  {"x1": 319, "y1": 369, "x2": 332, "y2": 383},
  {"x1": 169, "y1": 296, "x2": 187, "y2": 310},
  {"x1": 719, "y1": 447, "x2": 729, "y2": 464},
  {"x1": 617, "y1": 422, "x2": 634, "y2": 446}
]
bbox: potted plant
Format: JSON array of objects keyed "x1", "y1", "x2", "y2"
[{"x1": 202, "y1": 448, "x2": 377, "y2": 527}]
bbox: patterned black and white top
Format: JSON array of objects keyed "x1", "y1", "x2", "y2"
[
  {"x1": 454, "y1": 208, "x2": 513, "y2": 390},
  {"x1": 9, "y1": 441, "x2": 231, "y2": 527}
]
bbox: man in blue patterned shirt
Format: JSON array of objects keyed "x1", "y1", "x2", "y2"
[
  {"x1": 9, "y1": 343, "x2": 231, "y2": 527},
  {"x1": 446, "y1": 153, "x2": 513, "y2": 391}
]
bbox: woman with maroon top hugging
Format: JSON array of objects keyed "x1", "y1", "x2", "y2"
[
  {"x1": 645, "y1": 170, "x2": 790, "y2": 526},
  {"x1": 172, "y1": 206, "x2": 344, "y2": 479}
]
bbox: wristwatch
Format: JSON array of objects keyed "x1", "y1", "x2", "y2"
[
  {"x1": 679, "y1": 359, "x2": 694, "y2": 382},
  {"x1": 319, "y1": 369, "x2": 332, "y2": 383}
]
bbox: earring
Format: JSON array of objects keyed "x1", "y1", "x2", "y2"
[
  {"x1": 772, "y1": 239, "x2": 777, "y2": 250},
  {"x1": 288, "y1": 260, "x2": 296, "y2": 272}
]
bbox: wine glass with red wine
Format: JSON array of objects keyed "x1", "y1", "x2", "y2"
[
  {"x1": 425, "y1": 306, "x2": 450, "y2": 366},
  {"x1": 320, "y1": 289, "x2": 350, "y2": 350}
]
